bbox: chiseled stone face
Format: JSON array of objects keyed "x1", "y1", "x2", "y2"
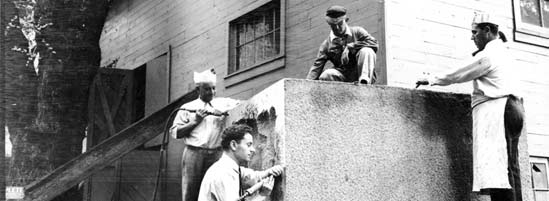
[{"x1": 226, "y1": 79, "x2": 532, "y2": 201}]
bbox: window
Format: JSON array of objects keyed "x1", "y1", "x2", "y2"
[
  {"x1": 520, "y1": 0, "x2": 549, "y2": 27},
  {"x1": 531, "y1": 157, "x2": 549, "y2": 201},
  {"x1": 228, "y1": 0, "x2": 282, "y2": 74},
  {"x1": 513, "y1": 0, "x2": 549, "y2": 47}
]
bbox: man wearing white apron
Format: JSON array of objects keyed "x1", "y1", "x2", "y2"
[{"x1": 416, "y1": 13, "x2": 524, "y2": 201}]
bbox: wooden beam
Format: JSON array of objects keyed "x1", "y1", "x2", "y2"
[
  {"x1": 97, "y1": 74, "x2": 116, "y2": 136},
  {"x1": 23, "y1": 89, "x2": 198, "y2": 201}
]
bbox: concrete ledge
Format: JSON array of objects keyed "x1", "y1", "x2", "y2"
[{"x1": 226, "y1": 79, "x2": 532, "y2": 201}]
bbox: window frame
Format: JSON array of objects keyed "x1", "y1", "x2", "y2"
[
  {"x1": 531, "y1": 157, "x2": 549, "y2": 201},
  {"x1": 225, "y1": 0, "x2": 285, "y2": 88},
  {"x1": 513, "y1": 0, "x2": 549, "y2": 47}
]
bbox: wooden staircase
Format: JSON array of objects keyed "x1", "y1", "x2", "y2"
[{"x1": 23, "y1": 90, "x2": 198, "y2": 201}]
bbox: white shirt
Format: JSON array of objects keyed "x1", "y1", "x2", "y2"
[
  {"x1": 198, "y1": 153, "x2": 263, "y2": 201},
  {"x1": 170, "y1": 97, "x2": 239, "y2": 148},
  {"x1": 429, "y1": 39, "x2": 516, "y2": 107}
]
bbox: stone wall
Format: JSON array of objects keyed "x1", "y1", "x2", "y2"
[{"x1": 226, "y1": 79, "x2": 532, "y2": 201}]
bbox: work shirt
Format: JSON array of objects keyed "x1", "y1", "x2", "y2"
[
  {"x1": 198, "y1": 153, "x2": 264, "y2": 201},
  {"x1": 170, "y1": 97, "x2": 239, "y2": 149},
  {"x1": 306, "y1": 25, "x2": 378, "y2": 80},
  {"x1": 429, "y1": 39, "x2": 516, "y2": 107}
]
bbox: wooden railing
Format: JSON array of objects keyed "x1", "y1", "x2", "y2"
[{"x1": 23, "y1": 90, "x2": 198, "y2": 201}]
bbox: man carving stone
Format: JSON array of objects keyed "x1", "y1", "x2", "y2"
[
  {"x1": 171, "y1": 69, "x2": 240, "y2": 201},
  {"x1": 306, "y1": 5, "x2": 379, "y2": 84},
  {"x1": 198, "y1": 124, "x2": 284, "y2": 201}
]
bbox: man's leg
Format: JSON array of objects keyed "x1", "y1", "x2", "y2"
[
  {"x1": 355, "y1": 47, "x2": 376, "y2": 84},
  {"x1": 504, "y1": 95, "x2": 524, "y2": 201},
  {"x1": 319, "y1": 69, "x2": 345, "y2": 81},
  {"x1": 181, "y1": 147, "x2": 206, "y2": 201},
  {"x1": 201, "y1": 150, "x2": 222, "y2": 178},
  {"x1": 491, "y1": 96, "x2": 525, "y2": 201}
]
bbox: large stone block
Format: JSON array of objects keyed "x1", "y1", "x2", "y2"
[{"x1": 226, "y1": 79, "x2": 532, "y2": 201}]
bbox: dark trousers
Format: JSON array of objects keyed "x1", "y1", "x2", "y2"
[
  {"x1": 489, "y1": 95, "x2": 524, "y2": 201},
  {"x1": 181, "y1": 145, "x2": 222, "y2": 201}
]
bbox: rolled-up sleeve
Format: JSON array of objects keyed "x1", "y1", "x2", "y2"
[
  {"x1": 170, "y1": 109, "x2": 191, "y2": 139},
  {"x1": 240, "y1": 167, "x2": 264, "y2": 187}
]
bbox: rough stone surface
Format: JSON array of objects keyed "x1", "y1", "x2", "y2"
[{"x1": 226, "y1": 79, "x2": 532, "y2": 201}]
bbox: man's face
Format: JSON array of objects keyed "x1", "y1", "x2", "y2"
[
  {"x1": 233, "y1": 133, "x2": 255, "y2": 163},
  {"x1": 198, "y1": 82, "x2": 216, "y2": 102},
  {"x1": 328, "y1": 19, "x2": 347, "y2": 37},
  {"x1": 471, "y1": 25, "x2": 489, "y2": 50}
]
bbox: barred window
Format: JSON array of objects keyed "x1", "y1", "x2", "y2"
[{"x1": 228, "y1": 1, "x2": 281, "y2": 74}]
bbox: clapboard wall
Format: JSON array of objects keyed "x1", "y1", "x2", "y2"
[
  {"x1": 99, "y1": 0, "x2": 384, "y2": 98},
  {"x1": 99, "y1": 0, "x2": 547, "y2": 156},
  {"x1": 384, "y1": 0, "x2": 549, "y2": 157}
]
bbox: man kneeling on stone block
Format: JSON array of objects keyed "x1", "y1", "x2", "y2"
[
  {"x1": 306, "y1": 5, "x2": 379, "y2": 84},
  {"x1": 198, "y1": 124, "x2": 284, "y2": 201}
]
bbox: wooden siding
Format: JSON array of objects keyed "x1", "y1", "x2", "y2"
[
  {"x1": 385, "y1": 0, "x2": 549, "y2": 156},
  {"x1": 100, "y1": 0, "x2": 285, "y2": 100},
  {"x1": 100, "y1": 0, "x2": 385, "y2": 99},
  {"x1": 284, "y1": 0, "x2": 386, "y2": 84},
  {"x1": 100, "y1": 0, "x2": 546, "y2": 155}
]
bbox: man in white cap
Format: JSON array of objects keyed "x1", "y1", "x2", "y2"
[
  {"x1": 171, "y1": 69, "x2": 240, "y2": 201},
  {"x1": 416, "y1": 13, "x2": 523, "y2": 201},
  {"x1": 306, "y1": 5, "x2": 379, "y2": 84}
]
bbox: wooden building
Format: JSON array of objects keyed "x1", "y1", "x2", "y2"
[{"x1": 80, "y1": 0, "x2": 549, "y2": 200}]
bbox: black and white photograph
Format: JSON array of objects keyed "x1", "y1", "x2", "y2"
[{"x1": 1, "y1": 0, "x2": 549, "y2": 201}]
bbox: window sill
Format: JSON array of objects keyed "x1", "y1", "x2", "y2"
[
  {"x1": 514, "y1": 25, "x2": 549, "y2": 48},
  {"x1": 224, "y1": 55, "x2": 285, "y2": 88}
]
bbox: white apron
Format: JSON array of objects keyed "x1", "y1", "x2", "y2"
[{"x1": 472, "y1": 97, "x2": 510, "y2": 191}]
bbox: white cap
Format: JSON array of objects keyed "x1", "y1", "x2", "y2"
[
  {"x1": 472, "y1": 12, "x2": 498, "y2": 27},
  {"x1": 193, "y1": 69, "x2": 216, "y2": 85}
]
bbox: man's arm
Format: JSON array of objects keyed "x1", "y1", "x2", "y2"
[
  {"x1": 240, "y1": 165, "x2": 284, "y2": 187},
  {"x1": 348, "y1": 26, "x2": 378, "y2": 53},
  {"x1": 306, "y1": 40, "x2": 329, "y2": 80},
  {"x1": 429, "y1": 56, "x2": 493, "y2": 86},
  {"x1": 170, "y1": 109, "x2": 206, "y2": 139}
]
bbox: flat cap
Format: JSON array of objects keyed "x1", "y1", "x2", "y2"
[{"x1": 326, "y1": 5, "x2": 347, "y2": 18}]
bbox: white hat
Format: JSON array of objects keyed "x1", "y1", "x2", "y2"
[
  {"x1": 193, "y1": 69, "x2": 216, "y2": 84},
  {"x1": 472, "y1": 12, "x2": 498, "y2": 27}
]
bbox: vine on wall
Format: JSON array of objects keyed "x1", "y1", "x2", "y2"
[{"x1": 5, "y1": 0, "x2": 55, "y2": 75}]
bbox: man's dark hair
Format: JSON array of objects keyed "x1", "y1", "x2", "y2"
[
  {"x1": 221, "y1": 124, "x2": 253, "y2": 149},
  {"x1": 477, "y1": 22, "x2": 507, "y2": 42}
]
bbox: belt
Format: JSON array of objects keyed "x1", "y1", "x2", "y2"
[{"x1": 186, "y1": 145, "x2": 222, "y2": 153}]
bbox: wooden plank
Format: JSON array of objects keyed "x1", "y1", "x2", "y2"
[
  {"x1": 109, "y1": 74, "x2": 130, "y2": 119},
  {"x1": 23, "y1": 89, "x2": 199, "y2": 201},
  {"x1": 110, "y1": 160, "x2": 123, "y2": 201},
  {"x1": 82, "y1": 78, "x2": 98, "y2": 201},
  {"x1": 97, "y1": 74, "x2": 117, "y2": 136}
]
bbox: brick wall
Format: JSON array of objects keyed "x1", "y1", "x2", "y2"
[{"x1": 384, "y1": 0, "x2": 549, "y2": 157}]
